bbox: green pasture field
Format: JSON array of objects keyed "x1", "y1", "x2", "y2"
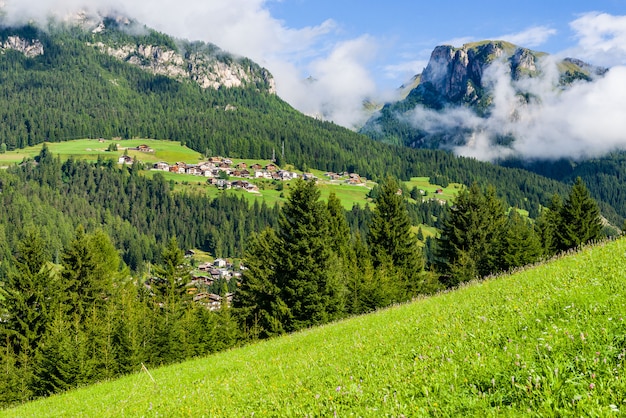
[
  {"x1": 0, "y1": 139, "x2": 203, "y2": 166},
  {"x1": 6, "y1": 238, "x2": 626, "y2": 417},
  {"x1": 404, "y1": 176, "x2": 462, "y2": 202}
]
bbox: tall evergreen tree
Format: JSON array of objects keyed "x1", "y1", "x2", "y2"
[
  {"x1": 0, "y1": 229, "x2": 57, "y2": 356},
  {"x1": 234, "y1": 228, "x2": 287, "y2": 338},
  {"x1": 501, "y1": 210, "x2": 543, "y2": 271},
  {"x1": 557, "y1": 177, "x2": 603, "y2": 251},
  {"x1": 275, "y1": 179, "x2": 344, "y2": 331},
  {"x1": 536, "y1": 194, "x2": 563, "y2": 257},
  {"x1": 436, "y1": 183, "x2": 507, "y2": 286},
  {"x1": 60, "y1": 227, "x2": 118, "y2": 319},
  {"x1": 367, "y1": 176, "x2": 423, "y2": 298},
  {"x1": 150, "y1": 237, "x2": 191, "y2": 303}
]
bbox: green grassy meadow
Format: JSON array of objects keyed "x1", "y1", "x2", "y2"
[
  {"x1": 0, "y1": 139, "x2": 203, "y2": 166},
  {"x1": 5, "y1": 239, "x2": 626, "y2": 417}
]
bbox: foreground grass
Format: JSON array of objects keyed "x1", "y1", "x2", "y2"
[{"x1": 5, "y1": 239, "x2": 626, "y2": 417}]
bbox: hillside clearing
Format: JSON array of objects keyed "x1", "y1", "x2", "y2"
[{"x1": 4, "y1": 238, "x2": 625, "y2": 417}]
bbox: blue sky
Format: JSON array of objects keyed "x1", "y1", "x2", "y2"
[
  {"x1": 4, "y1": 0, "x2": 626, "y2": 128},
  {"x1": 266, "y1": 0, "x2": 626, "y2": 87}
]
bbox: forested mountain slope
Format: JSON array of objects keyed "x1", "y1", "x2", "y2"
[{"x1": 0, "y1": 19, "x2": 623, "y2": 224}]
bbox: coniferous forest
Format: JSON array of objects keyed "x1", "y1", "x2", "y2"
[{"x1": 0, "y1": 21, "x2": 615, "y2": 407}]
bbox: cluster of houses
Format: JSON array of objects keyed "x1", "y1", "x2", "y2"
[
  {"x1": 151, "y1": 157, "x2": 316, "y2": 192},
  {"x1": 188, "y1": 256, "x2": 241, "y2": 311}
]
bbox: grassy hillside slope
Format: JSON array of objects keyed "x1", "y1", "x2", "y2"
[{"x1": 4, "y1": 239, "x2": 625, "y2": 417}]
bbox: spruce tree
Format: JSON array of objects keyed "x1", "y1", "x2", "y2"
[
  {"x1": 275, "y1": 179, "x2": 344, "y2": 331},
  {"x1": 234, "y1": 228, "x2": 287, "y2": 338},
  {"x1": 436, "y1": 183, "x2": 507, "y2": 287},
  {"x1": 150, "y1": 237, "x2": 191, "y2": 304},
  {"x1": 0, "y1": 229, "x2": 57, "y2": 357},
  {"x1": 557, "y1": 177, "x2": 603, "y2": 251},
  {"x1": 536, "y1": 194, "x2": 563, "y2": 257},
  {"x1": 502, "y1": 210, "x2": 543, "y2": 271},
  {"x1": 367, "y1": 176, "x2": 423, "y2": 298}
]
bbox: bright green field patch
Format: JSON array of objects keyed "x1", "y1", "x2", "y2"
[
  {"x1": 0, "y1": 139, "x2": 203, "y2": 166},
  {"x1": 6, "y1": 239, "x2": 626, "y2": 417},
  {"x1": 404, "y1": 176, "x2": 463, "y2": 202}
]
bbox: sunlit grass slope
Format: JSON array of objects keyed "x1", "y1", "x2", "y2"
[{"x1": 5, "y1": 239, "x2": 626, "y2": 417}]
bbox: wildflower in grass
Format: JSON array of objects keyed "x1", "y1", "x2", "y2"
[{"x1": 589, "y1": 383, "x2": 595, "y2": 390}]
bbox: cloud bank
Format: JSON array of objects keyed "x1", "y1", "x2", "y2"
[{"x1": 397, "y1": 12, "x2": 626, "y2": 161}]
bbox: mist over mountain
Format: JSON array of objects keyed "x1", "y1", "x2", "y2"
[{"x1": 361, "y1": 40, "x2": 626, "y2": 162}]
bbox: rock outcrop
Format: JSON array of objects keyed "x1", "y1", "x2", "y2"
[
  {"x1": 91, "y1": 41, "x2": 275, "y2": 93},
  {"x1": 1, "y1": 36, "x2": 44, "y2": 57}
]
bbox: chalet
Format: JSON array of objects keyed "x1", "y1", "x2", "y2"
[
  {"x1": 235, "y1": 162, "x2": 248, "y2": 169},
  {"x1": 185, "y1": 249, "x2": 196, "y2": 258},
  {"x1": 240, "y1": 169, "x2": 251, "y2": 178},
  {"x1": 207, "y1": 294, "x2": 222, "y2": 311},
  {"x1": 154, "y1": 162, "x2": 170, "y2": 171},
  {"x1": 303, "y1": 173, "x2": 317, "y2": 181},
  {"x1": 232, "y1": 170, "x2": 242, "y2": 177},
  {"x1": 193, "y1": 292, "x2": 209, "y2": 302},
  {"x1": 213, "y1": 258, "x2": 227, "y2": 268},
  {"x1": 265, "y1": 163, "x2": 278, "y2": 172},
  {"x1": 118, "y1": 155, "x2": 133, "y2": 165},
  {"x1": 136, "y1": 144, "x2": 154, "y2": 152},
  {"x1": 187, "y1": 165, "x2": 202, "y2": 176},
  {"x1": 216, "y1": 179, "x2": 231, "y2": 189},
  {"x1": 245, "y1": 183, "x2": 259, "y2": 192},
  {"x1": 250, "y1": 163, "x2": 263, "y2": 170},
  {"x1": 435, "y1": 188, "x2": 444, "y2": 194},
  {"x1": 197, "y1": 262, "x2": 213, "y2": 272},
  {"x1": 223, "y1": 158, "x2": 233, "y2": 165},
  {"x1": 278, "y1": 170, "x2": 298, "y2": 181},
  {"x1": 231, "y1": 180, "x2": 247, "y2": 189},
  {"x1": 202, "y1": 168, "x2": 214, "y2": 178},
  {"x1": 199, "y1": 162, "x2": 215, "y2": 170}
]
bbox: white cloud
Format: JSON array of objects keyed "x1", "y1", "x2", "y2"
[
  {"x1": 568, "y1": 12, "x2": 626, "y2": 66},
  {"x1": 498, "y1": 25, "x2": 557, "y2": 48},
  {"x1": 401, "y1": 56, "x2": 626, "y2": 161},
  {"x1": 282, "y1": 36, "x2": 380, "y2": 129}
]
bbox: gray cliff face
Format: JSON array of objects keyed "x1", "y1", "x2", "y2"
[
  {"x1": 419, "y1": 41, "x2": 531, "y2": 104},
  {"x1": 91, "y1": 41, "x2": 276, "y2": 93},
  {"x1": 0, "y1": 36, "x2": 44, "y2": 57}
]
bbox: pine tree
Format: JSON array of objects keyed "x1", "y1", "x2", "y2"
[
  {"x1": 367, "y1": 176, "x2": 423, "y2": 298},
  {"x1": 275, "y1": 179, "x2": 344, "y2": 331},
  {"x1": 0, "y1": 229, "x2": 57, "y2": 357},
  {"x1": 436, "y1": 183, "x2": 507, "y2": 287},
  {"x1": 536, "y1": 194, "x2": 563, "y2": 257},
  {"x1": 557, "y1": 177, "x2": 603, "y2": 251},
  {"x1": 501, "y1": 210, "x2": 543, "y2": 271},
  {"x1": 150, "y1": 237, "x2": 191, "y2": 304},
  {"x1": 234, "y1": 228, "x2": 287, "y2": 338}
]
